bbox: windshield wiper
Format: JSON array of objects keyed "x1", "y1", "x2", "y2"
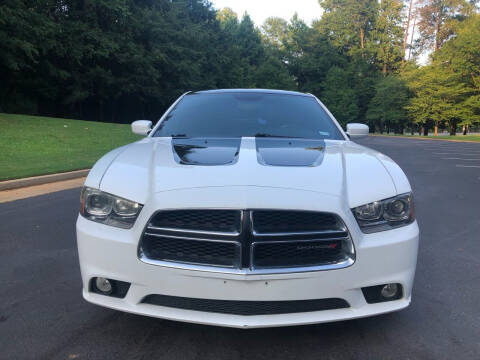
[
  {"x1": 254, "y1": 133, "x2": 305, "y2": 139},
  {"x1": 172, "y1": 133, "x2": 306, "y2": 139}
]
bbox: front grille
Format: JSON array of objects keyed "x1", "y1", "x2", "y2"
[
  {"x1": 141, "y1": 294, "x2": 350, "y2": 315},
  {"x1": 142, "y1": 234, "x2": 240, "y2": 268},
  {"x1": 253, "y1": 239, "x2": 346, "y2": 268},
  {"x1": 139, "y1": 209, "x2": 354, "y2": 272},
  {"x1": 252, "y1": 210, "x2": 340, "y2": 234},
  {"x1": 149, "y1": 209, "x2": 241, "y2": 234}
]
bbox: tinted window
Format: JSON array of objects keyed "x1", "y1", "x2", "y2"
[{"x1": 154, "y1": 93, "x2": 344, "y2": 140}]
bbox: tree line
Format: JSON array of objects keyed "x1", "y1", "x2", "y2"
[{"x1": 1, "y1": 0, "x2": 479, "y2": 134}]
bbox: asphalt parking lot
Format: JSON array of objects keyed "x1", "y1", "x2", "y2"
[{"x1": 1, "y1": 136, "x2": 479, "y2": 360}]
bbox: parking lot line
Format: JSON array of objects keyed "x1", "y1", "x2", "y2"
[
  {"x1": 441, "y1": 158, "x2": 480, "y2": 161},
  {"x1": 434, "y1": 152, "x2": 480, "y2": 156},
  {"x1": 455, "y1": 164, "x2": 480, "y2": 168}
]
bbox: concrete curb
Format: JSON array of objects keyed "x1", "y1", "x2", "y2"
[
  {"x1": 0, "y1": 169, "x2": 90, "y2": 191},
  {"x1": 370, "y1": 134, "x2": 480, "y2": 144}
]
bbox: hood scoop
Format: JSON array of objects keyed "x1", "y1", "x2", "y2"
[
  {"x1": 172, "y1": 138, "x2": 241, "y2": 166},
  {"x1": 256, "y1": 138, "x2": 326, "y2": 167}
]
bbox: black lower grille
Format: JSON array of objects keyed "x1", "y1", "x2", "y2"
[
  {"x1": 253, "y1": 239, "x2": 346, "y2": 268},
  {"x1": 142, "y1": 234, "x2": 240, "y2": 267},
  {"x1": 141, "y1": 294, "x2": 350, "y2": 315}
]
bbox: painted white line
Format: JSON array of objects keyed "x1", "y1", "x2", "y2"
[
  {"x1": 456, "y1": 165, "x2": 480, "y2": 168},
  {"x1": 435, "y1": 152, "x2": 480, "y2": 156},
  {"x1": 424, "y1": 146, "x2": 473, "y2": 148},
  {"x1": 426, "y1": 149, "x2": 463, "y2": 151},
  {"x1": 421, "y1": 147, "x2": 453, "y2": 149},
  {"x1": 441, "y1": 158, "x2": 480, "y2": 161}
]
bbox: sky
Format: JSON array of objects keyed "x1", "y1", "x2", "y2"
[{"x1": 210, "y1": 0, "x2": 323, "y2": 26}]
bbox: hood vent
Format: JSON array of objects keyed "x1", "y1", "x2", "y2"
[
  {"x1": 256, "y1": 138, "x2": 326, "y2": 167},
  {"x1": 172, "y1": 138, "x2": 241, "y2": 166}
]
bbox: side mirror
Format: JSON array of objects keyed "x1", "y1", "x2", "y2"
[
  {"x1": 346, "y1": 123, "x2": 369, "y2": 139},
  {"x1": 131, "y1": 120, "x2": 152, "y2": 136}
]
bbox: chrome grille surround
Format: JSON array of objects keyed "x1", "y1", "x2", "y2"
[{"x1": 138, "y1": 209, "x2": 355, "y2": 274}]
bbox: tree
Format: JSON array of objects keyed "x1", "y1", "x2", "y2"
[
  {"x1": 315, "y1": 0, "x2": 388, "y2": 122},
  {"x1": 416, "y1": 0, "x2": 473, "y2": 53},
  {"x1": 254, "y1": 54, "x2": 297, "y2": 90},
  {"x1": 403, "y1": 0, "x2": 415, "y2": 62},
  {"x1": 367, "y1": 76, "x2": 409, "y2": 133},
  {"x1": 216, "y1": 7, "x2": 238, "y2": 28},
  {"x1": 405, "y1": 64, "x2": 470, "y2": 135},
  {"x1": 1, "y1": 1, "x2": 296, "y2": 121},
  {"x1": 283, "y1": 15, "x2": 346, "y2": 95},
  {"x1": 0, "y1": 0, "x2": 55, "y2": 113},
  {"x1": 371, "y1": 0, "x2": 404, "y2": 75},
  {"x1": 321, "y1": 66, "x2": 360, "y2": 127},
  {"x1": 2, "y1": 0, "x2": 479, "y2": 132},
  {"x1": 318, "y1": 0, "x2": 378, "y2": 59},
  {"x1": 261, "y1": 17, "x2": 289, "y2": 50},
  {"x1": 404, "y1": 14, "x2": 480, "y2": 136},
  {"x1": 432, "y1": 14, "x2": 480, "y2": 132}
]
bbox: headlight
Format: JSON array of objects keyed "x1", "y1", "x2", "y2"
[
  {"x1": 352, "y1": 193, "x2": 414, "y2": 233},
  {"x1": 80, "y1": 187, "x2": 143, "y2": 229}
]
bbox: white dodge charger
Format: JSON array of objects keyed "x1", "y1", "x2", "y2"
[{"x1": 76, "y1": 89, "x2": 419, "y2": 328}]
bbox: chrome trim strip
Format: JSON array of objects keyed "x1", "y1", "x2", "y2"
[
  {"x1": 146, "y1": 225, "x2": 240, "y2": 237},
  {"x1": 139, "y1": 253, "x2": 355, "y2": 275},
  {"x1": 252, "y1": 229, "x2": 348, "y2": 237},
  {"x1": 250, "y1": 237, "x2": 348, "y2": 245},
  {"x1": 144, "y1": 232, "x2": 241, "y2": 244}
]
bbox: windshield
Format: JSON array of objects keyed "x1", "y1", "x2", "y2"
[{"x1": 153, "y1": 92, "x2": 344, "y2": 140}]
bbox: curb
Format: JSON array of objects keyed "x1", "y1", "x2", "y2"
[
  {"x1": 370, "y1": 134, "x2": 480, "y2": 144},
  {"x1": 0, "y1": 169, "x2": 90, "y2": 191}
]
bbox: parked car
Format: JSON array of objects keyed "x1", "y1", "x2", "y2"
[{"x1": 76, "y1": 89, "x2": 419, "y2": 328}]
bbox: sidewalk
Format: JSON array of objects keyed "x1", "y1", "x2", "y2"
[
  {"x1": 0, "y1": 169, "x2": 89, "y2": 203},
  {"x1": 0, "y1": 169, "x2": 89, "y2": 191},
  {"x1": 0, "y1": 177, "x2": 86, "y2": 203}
]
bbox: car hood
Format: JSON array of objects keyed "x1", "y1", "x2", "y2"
[{"x1": 92, "y1": 137, "x2": 409, "y2": 208}]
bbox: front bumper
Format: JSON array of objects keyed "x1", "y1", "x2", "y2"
[{"x1": 76, "y1": 201, "x2": 419, "y2": 328}]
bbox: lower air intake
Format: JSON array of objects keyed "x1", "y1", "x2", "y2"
[{"x1": 141, "y1": 294, "x2": 350, "y2": 315}]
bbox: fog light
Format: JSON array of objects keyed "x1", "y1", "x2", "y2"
[
  {"x1": 381, "y1": 283, "x2": 399, "y2": 298},
  {"x1": 95, "y1": 277, "x2": 113, "y2": 294},
  {"x1": 362, "y1": 283, "x2": 402, "y2": 303},
  {"x1": 90, "y1": 277, "x2": 131, "y2": 298}
]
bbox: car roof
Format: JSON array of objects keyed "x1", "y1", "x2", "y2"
[{"x1": 191, "y1": 89, "x2": 312, "y2": 97}]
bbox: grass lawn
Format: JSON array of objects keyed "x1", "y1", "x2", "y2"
[
  {"x1": 372, "y1": 133, "x2": 480, "y2": 143},
  {"x1": 0, "y1": 113, "x2": 142, "y2": 181}
]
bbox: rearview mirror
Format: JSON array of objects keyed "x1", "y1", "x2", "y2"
[
  {"x1": 131, "y1": 120, "x2": 152, "y2": 136},
  {"x1": 346, "y1": 123, "x2": 369, "y2": 139}
]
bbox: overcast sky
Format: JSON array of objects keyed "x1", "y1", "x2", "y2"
[{"x1": 210, "y1": 0, "x2": 323, "y2": 26}]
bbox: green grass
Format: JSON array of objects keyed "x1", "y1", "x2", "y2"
[
  {"x1": 372, "y1": 133, "x2": 480, "y2": 142},
  {"x1": 0, "y1": 113, "x2": 142, "y2": 181},
  {"x1": 433, "y1": 135, "x2": 480, "y2": 142}
]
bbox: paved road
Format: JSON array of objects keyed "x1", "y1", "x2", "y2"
[{"x1": 1, "y1": 136, "x2": 479, "y2": 360}]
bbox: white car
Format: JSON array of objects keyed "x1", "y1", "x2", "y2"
[{"x1": 76, "y1": 89, "x2": 419, "y2": 328}]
